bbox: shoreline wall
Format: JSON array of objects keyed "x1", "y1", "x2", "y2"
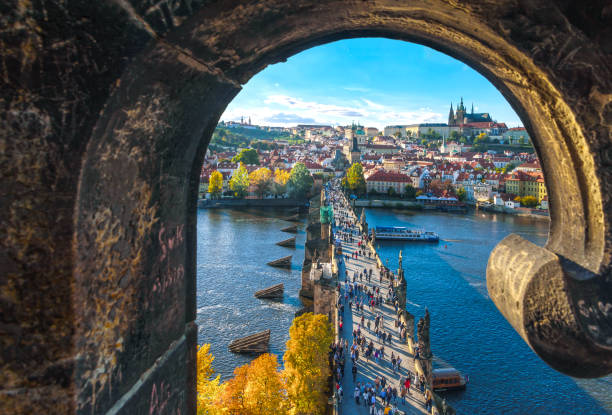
[{"x1": 198, "y1": 198, "x2": 307, "y2": 208}]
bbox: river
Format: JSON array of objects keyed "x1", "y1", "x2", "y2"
[{"x1": 196, "y1": 207, "x2": 611, "y2": 414}]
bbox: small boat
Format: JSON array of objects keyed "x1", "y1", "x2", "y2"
[
  {"x1": 373, "y1": 226, "x2": 439, "y2": 242},
  {"x1": 432, "y1": 368, "x2": 468, "y2": 391}
]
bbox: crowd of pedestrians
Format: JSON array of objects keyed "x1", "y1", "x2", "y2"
[{"x1": 325, "y1": 181, "x2": 432, "y2": 415}]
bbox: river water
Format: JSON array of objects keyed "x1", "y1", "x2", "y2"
[{"x1": 196, "y1": 207, "x2": 611, "y2": 414}]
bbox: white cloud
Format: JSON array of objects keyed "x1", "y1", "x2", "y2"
[
  {"x1": 362, "y1": 99, "x2": 385, "y2": 110},
  {"x1": 222, "y1": 94, "x2": 445, "y2": 129}
]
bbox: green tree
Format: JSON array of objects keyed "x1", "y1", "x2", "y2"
[
  {"x1": 456, "y1": 186, "x2": 467, "y2": 202},
  {"x1": 229, "y1": 163, "x2": 250, "y2": 198},
  {"x1": 346, "y1": 162, "x2": 366, "y2": 195},
  {"x1": 387, "y1": 187, "x2": 397, "y2": 197},
  {"x1": 283, "y1": 313, "x2": 333, "y2": 415},
  {"x1": 521, "y1": 195, "x2": 538, "y2": 208},
  {"x1": 232, "y1": 148, "x2": 260, "y2": 165},
  {"x1": 249, "y1": 167, "x2": 273, "y2": 198},
  {"x1": 208, "y1": 170, "x2": 223, "y2": 199},
  {"x1": 288, "y1": 162, "x2": 314, "y2": 198},
  {"x1": 502, "y1": 164, "x2": 515, "y2": 174},
  {"x1": 404, "y1": 184, "x2": 416, "y2": 199}
]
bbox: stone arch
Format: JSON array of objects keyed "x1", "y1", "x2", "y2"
[{"x1": 2, "y1": 1, "x2": 610, "y2": 414}]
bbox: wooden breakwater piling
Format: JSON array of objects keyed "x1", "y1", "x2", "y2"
[
  {"x1": 254, "y1": 283, "x2": 284, "y2": 299},
  {"x1": 280, "y1": 224, "x2": 298, "y2": 233},
  {"x1": 275, "y1": 237, "x2": 296, "y2": 247},
  {"x1": 228, "y1": 329, "x2": 271, "y2": 354},
  {"x1": 267, "y1": 255, "x2": 292, "y2": 268}
]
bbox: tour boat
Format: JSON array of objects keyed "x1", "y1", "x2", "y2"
[
  {"x1": 432, "y1": 368, "x2": 468, "y2": 391},
  {"x1": 373, "y1": 226, "x2": 439, "y2": 242}
]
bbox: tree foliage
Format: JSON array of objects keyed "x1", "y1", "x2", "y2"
[
  {"x1": 274, "y1": 169, "x2": 291, "y2": 196},
  {"x1": 208, "y1": 170, "x2": 223, "y2": 199},
  {"x1": 197, "y1": 344, "x2": 224, "y2": 415},
  {"x1": 404, "y1": 184, "x2": 416, "y2": 199},
  {"x1": 456, "y1": 186, "x2": 467, "y2": 202},
  {"x1": 283, "y1": 313, "x2": 333, "y2": 415},
  {"x1": 346, "y1": 162, "x2": 366, "y2": 195},
  {"x1": 521, "y1": 195, "x2": 538, "y2": 208},
  {"x1": 502, "y1": 164, "x2": 515, "y2": 174},
  {"x1": 249, "y1": 167, "x2": 273, "y2": 198},
  {"x1": 288, "y1": 162, "x2": 314, "y2": 198},
  {"x1": 229, "y1": 163, "x2": 250, "y2": 198},
  {"x1": 221, "y1": 354, "x2": 288, "y2": 415},
  {"x1": 232, "y1": 148, "x2": 260, "y2": 165}
]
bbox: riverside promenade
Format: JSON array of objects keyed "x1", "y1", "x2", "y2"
[{"x1": 330, "y1": 190, "x2": 430, "y2": 415}]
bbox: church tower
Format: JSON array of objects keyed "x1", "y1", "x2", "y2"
[
  {"x1": 349, "y1": 133, "x2": 361, "y2": 164},
  {"x1": 456, "y1": 97, "x2": 466, "y2": 124},
  {"x1": 448, "y1": 102, "x2": 455, "y2": 126}
]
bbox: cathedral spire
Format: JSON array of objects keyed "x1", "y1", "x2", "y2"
[
  {"x1": 471, "y1": 103, "x2": 474, "y2": 114},
  {"x1": 448, "y1": 102, "x2": 455, "y2": 125}
]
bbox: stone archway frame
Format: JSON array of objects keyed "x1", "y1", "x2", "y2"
[{"x1": 74, "y1": 1, "x2": 611, "y2": 413}]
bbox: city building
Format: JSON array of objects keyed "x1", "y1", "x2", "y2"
[
  {"x1": 505, "y1": 170, "x2": 547, "y2": 202},
  {"x1": 503, "y1": 127, "x2": 531, "y2": 144},
  {"x1": 365, "y1": 169, "x2": 412, "y2": 194}
]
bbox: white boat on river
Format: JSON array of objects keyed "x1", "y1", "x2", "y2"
[{"x1": 374, "y1": 226, "x2": 439, "y2": 242}]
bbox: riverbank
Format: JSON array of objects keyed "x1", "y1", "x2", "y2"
[
  {"x1": 354, "y1": 197, "x2": 550, "y2": 220},
  {"x1": 197, "y1": 198, "x2": 308, "y2": 209}
]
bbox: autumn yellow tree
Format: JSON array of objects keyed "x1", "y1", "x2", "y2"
[
  {"x1": 208, "y1": 170, "x2": 223, "y2": 199},
  {"x1": 283, "y1": 313, "x2": 333, "y2": 415},
  {"x1": 220, "y1": 354, "x2": 288, "y2": 415},
  {"x1": 249, "y1": 167, "x2": 273, "y2": 198},
  {"x1": 274, "y1": 169, "x2": 291, "y2": 197},
  {"x1": 244, "y1": 354, "x2": 288, "y2": 415},
  {"x1": 196, "y1": 344, "x2": 224, "y2": 415},
  {"x1": 221, "y1": 364, "x2": 249, "y2": 414}
]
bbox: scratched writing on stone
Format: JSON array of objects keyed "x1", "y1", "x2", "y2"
[
  {"x1": 149, "y1": 380, "x2": 184, "y2": 415},
  {"x1": 152, "y1": 224, "x2": 186, "y2": 297}
]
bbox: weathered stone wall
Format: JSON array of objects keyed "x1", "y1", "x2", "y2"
[{"x1": 1, "y1": 1, "x2": 611, "y2": 414}]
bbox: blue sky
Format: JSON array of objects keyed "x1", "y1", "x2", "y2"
[{"x1": 221, "y1": 38, "x2": 522, "y2": 130}]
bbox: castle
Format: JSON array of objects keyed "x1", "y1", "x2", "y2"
[{"x1": 448, "y1": 97, "x2": 492, "y2": 126}]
